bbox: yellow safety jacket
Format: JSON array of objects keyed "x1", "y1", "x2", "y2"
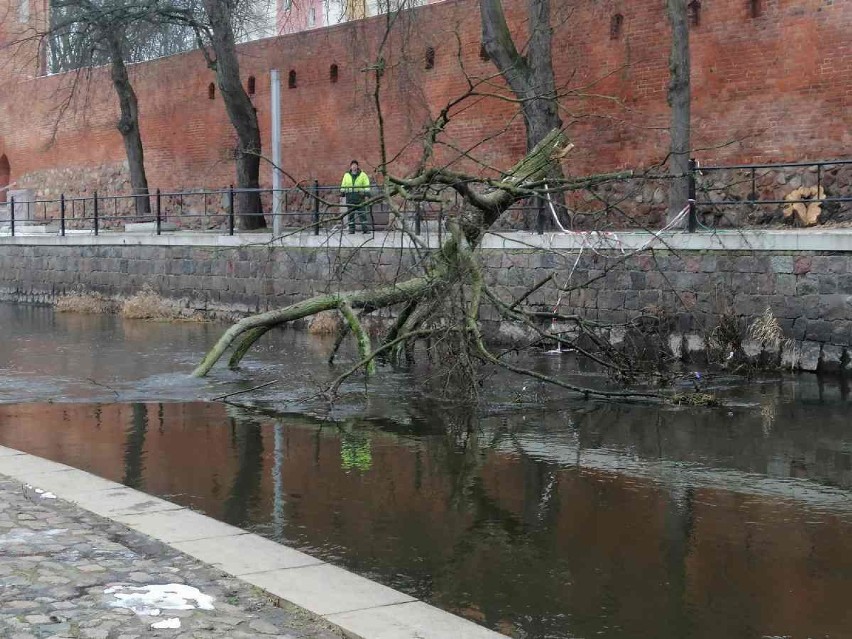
[{"x1": 340, "y1": 170, "x2": 371, "y2": 205}]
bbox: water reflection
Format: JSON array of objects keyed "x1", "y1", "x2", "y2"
[
  {"x1": 123, "y1": 404, "x2": 148, "y2": 489},
  {"x1": 0, "y1": 395, "x2": 850, "y2": 639}
]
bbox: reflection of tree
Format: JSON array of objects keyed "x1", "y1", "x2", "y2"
[
  {"x1": 272, "y1": 422, "x2": 285, "y2": 540},
  {"x1": 662, "y1": 487, "x2": 696, "y2": 637},
  {"x1": 223, "y1": 419, "x2": 265, "y2": 527},
  {"x1": 122, "y1": 403, "x2": 148, "y2": 489},
  {"x1": 435, "y1": 458, "x2": 562, "y2": 637},
  {"x1": 340, "y1": 422, "x2": 373, "y2": 473}
]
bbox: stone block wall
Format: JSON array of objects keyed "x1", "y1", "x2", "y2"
[
  {"x1": 0, "y1": 240, "x2": 849, "y2": 373},
  {"x1": 478, "y1": 250, "x2": 852, "y2": 373}
]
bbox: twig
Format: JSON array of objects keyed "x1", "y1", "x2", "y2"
[{"x1": 212, "y1": 380, "x2": 277, "y2": 402}]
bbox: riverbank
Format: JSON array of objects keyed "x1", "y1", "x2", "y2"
[
  {"x1": 1, "y1": 229, "x2": 850, "y2": 373},
  {"x1": 0, "y1": 445, "x2": 505, "y2": 639}
]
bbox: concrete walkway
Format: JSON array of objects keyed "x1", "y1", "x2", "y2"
[{"x1": 0, "y1": 445, "x2": 505, "y2": 639}]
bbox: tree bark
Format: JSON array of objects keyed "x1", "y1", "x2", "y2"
[
  {"x1": 202, "y1": 0, "x2": 266, "y2": 230},
  {"x1": 481, "y1": 0, "x2": 562, "y2": 151},
  {"x1": 481, "y1": 0, "x2": 565, "y2": 229},
  {"x1": 106, "y1": 31, "x2": 151, "y2": 218},
  {"x1": 667, "y1": 0, "x2": 691, "y2": 222}
]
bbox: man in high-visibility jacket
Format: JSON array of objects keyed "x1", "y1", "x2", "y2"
[{"x1": 340, "y1": 160, "x2": 371, "y2": 233}]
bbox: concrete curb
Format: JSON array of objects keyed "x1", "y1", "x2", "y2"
[
  {"x1": 2, "y1": 228, "x2": 852, "y2": 252},
  {"x1": 0, "y1": 444, "x2": 507, "y2": 639}
]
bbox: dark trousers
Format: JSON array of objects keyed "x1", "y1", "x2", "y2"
[{"x1": 348, "y1": 204, "x2": 370, "y2": 233}]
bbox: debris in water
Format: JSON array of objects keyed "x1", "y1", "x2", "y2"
[
  {"x1": 104, "y1": 584, "x2": 215, "y2": 617},
  {"x1": 151, "y1": 618, "x2": 181, "y2": 630}
]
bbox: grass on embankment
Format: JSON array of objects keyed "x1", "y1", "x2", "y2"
[{"x1": 55, "y1": 287, "x2": 204, "y2": 322}]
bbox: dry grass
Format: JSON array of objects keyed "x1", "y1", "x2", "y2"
[
  {"x1": 709, "y1": 308, "x2": 742, "y2": 354},
  {"x1": 55, "y1": 287, "x2": 201, "y2": 322},
  {"x1": 55, "y1": 293, "x2": 117, "y2": 315},
  {"x1": 748, "y1": 306, "x2": 790, "y2": 352},
  {"x1": 121, "y1": 286, "x2": 201, "y2": 321},
  {"x1": 308, "y1": 310, "x2": 342, "y2": 335}
]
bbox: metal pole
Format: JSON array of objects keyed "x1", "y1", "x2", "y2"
[
  {"x1": 156, "y1": 189, "x2": 162, "y2": 236},
  {"x1": 93, "y1": 191, "x2": 99, "y2": 236},
  {"x1": 228, "y1": 186, "x2": 235, "y2": 236},
  {"x1": 271, "y1": 69, "x2": 283, "y2": 237},
  {"x1": 817, "y1": 163, "x2": 822, "y2": 197},
  {"x1": 313, "y1": 180, "x2": 320, "y2": 236},
  {"x1": 60, "y1": 194, "x2": 66, "y2": 237},
  {"x1": 687, "y1": 158, "x2": 697, "y2": 233},
  {"x1": 9, "y1": 196, "x2": 14, "y2": 237}
]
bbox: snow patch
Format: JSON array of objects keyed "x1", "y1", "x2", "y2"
[
  {"x1": 104, "y1": 584, "x2": 215, "y2": 617},
  {"x1": 0, "y1": 529, "x2": 68, "y2": 544},
  {"x1": 151, "y1": 618, "x2": 182, "y2": 629},
  {"x1": 27, "y1": 485, "x2": 58, "y2": 499}
]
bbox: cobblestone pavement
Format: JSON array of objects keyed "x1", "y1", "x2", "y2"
[{"x1": 0, "y1": 476, "x2": 342, "y2": 639}]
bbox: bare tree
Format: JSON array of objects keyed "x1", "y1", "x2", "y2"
[
  {"x1": 480, "y1": 0, "x2": 561, "y2": 154},
  {"x1": 26, "y1": 0, "x2": 173, "y2": 216},
  {"x1": 189, "y1": 0, "x2": 695, "y2": 405},
  {"x1": 154, "y1": 0, "x2": 269, "y2": 229},
  {"x1": 199, "y1": 0, "x2": 265, "y2": 230},
  {"x1": 32, "y1": 0, "x2": 273, "y2": 227},
  {"x1": 48, "y1": 1, "x2": 198, "y2": 73},
  {"x1": 103, "y1": 27, "x2": 150, "y2": 216},
  {"x1": 667, "y1": 0, "x2": 691, "y2": 222},
  {"x1": 480, "y1": 0, "x2": 565, "y2": 226}
]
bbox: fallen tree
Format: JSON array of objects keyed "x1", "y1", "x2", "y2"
[
  {"x1": 193, "y1": 130, "x2": 667, "y2": 403},
  {"x1": 194, "y1": 128, "x2": 565, "y2": 375},
  {"x1": 192, "y1": 1, "x2": 712, "y2": 404}
]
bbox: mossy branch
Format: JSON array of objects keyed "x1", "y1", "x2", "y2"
[
  {"x1": 193, "y1": 275, "x2": 433, "y2": 377},
  {"x1": 339, "y1": 302, "x2": 376, "y2": 376}
]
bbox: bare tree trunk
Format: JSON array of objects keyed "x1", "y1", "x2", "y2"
[
  {"x1": 202, "y1": 0, "x2": 266, "y2": 231},
  {"x1": 667, "y1": 0, "x2": 691, "y2": 222},
  {"x1": 481, "y1": 0, "x2": 565, "y2": 229},
  {"x1": 106, "y1": 32, "x2": 151, "y2": 218}
]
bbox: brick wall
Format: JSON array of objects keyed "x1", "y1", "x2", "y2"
[{"x1": 0, "y1": 0, "x2": 850, "y2": 216}]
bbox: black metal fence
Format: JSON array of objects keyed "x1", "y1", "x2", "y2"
[
  {"x1": 3, "y1": 158, "x2": 850, "y2": 236},
  {"x1": 691, "y1": 158, "x2": 852, "y2": 229},
  {"x1": 0, "y1": 182, "x2": 547, "y2": 237}
]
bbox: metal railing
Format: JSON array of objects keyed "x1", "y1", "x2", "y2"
[
  {"x1": 691, "y1": 158, "x2": 852, "y2": 230},
  {"x1": 4, "y1": 158, "x2": 848, "y2": 237},
  {"x1": 0, "y1": 182, "x2": 549, "y2": 237}
]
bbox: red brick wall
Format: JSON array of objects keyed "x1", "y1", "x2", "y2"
[{"x1": 0, "y1": 0, "x2": 849, "y2": 197}]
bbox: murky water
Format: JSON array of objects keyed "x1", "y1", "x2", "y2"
[{"x1": 0, "y1": 304, "x2": 850, "y2": 638}]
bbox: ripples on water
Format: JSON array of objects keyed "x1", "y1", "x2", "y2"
[{"x1": 0, "y1": 304, "x2": 850, "y2": 639}]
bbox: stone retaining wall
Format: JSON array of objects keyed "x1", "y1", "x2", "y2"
[{"x1": 0, "y1": 235, "x2": 849, "y2": 373}]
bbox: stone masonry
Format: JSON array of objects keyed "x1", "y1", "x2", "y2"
[{"x1": 0, "y1": 235, "x2": 849, "y2": 373}]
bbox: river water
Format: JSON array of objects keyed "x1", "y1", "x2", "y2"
[{"x1": 0, "y1": 304, "x2": 850, "y2": 638}]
